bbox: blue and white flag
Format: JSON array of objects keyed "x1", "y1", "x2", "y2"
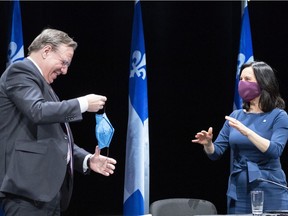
[
  {"x1": 229, "y1": 0, "x2": 254, "y2": 209},
  {"x1": 7, "y1": 0, "x2": 24, "y2": 67},
  {"x1": 233, "y1": 0, "x2": 254, "y2": 110},
  {"x1": 0, "y1": 1, "x2": 24, "y2": 214},
  {"x1": 123, "y1": 0, "x2": 150, "y2": 215}
]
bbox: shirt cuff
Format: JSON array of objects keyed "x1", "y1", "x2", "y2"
[
  {"x1": 77, "y1": 97, "x2": 89, "y2": 113},
  {"x1": 83, "y1": 154, "x2": 93, "y2": 172}
]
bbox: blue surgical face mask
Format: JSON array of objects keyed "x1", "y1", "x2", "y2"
[{"x1": 95, "y1": 112, "x2": 115, "y2": 150}]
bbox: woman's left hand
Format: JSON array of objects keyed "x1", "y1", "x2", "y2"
[{"x1": 225, "y1": 116, "x2": 250, "y2": 136}]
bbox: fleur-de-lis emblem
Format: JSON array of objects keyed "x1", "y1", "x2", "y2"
[
  {"x1": 130, "y1": 50, "x2": 146, "y2": 80},
  {"x1": 236, "y1": 53, "x2": 253, "y2": 78},
  {"x1": 7, "y1": 41, "x2": 24, "y2": 66}
]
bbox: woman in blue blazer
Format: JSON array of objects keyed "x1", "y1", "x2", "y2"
[{"x1": 192, "y1": 61, "x2": 288, "y2": 213}]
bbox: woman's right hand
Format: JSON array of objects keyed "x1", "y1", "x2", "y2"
[
  {"x1": 191, "y1": 127, "x2": 214, "y2": 154},
  {"x1": 192, "y1": 127, "x2": 213, "y2": 145}
]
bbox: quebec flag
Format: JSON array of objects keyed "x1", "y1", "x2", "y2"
[
  {"x1": 123, "y1": 0, "x2": 150, "y2": 215},
  {"x1": 7, "y1": 0, "x2": 24, "y2": 67},
  {"x1": 229, "y1": 0, "x2": 254, "y2": 210},
  {"x1": 233, "y1": 0, "x2": 254, "y2": 110},
  {"x1": 0, "y1": 1, "x2": 24, "y2": 214}
]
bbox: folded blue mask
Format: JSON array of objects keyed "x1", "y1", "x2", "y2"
[{"x1": 95, "y1": 112, "x2": 115, "y2": 149}]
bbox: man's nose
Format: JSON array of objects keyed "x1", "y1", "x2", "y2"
[{"x1": 61, "y1": 67, "x2": 68, "y2": 75}]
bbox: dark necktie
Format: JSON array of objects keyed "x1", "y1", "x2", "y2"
[
  {"x1": 64, "y1": 122, "x2": 73, "y2": 176},
  {"x1": 49, "y1": 87, "x2": 73, "y2": 176}
]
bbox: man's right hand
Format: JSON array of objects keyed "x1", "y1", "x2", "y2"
[{"x1": 84, "y1": 94, "x2": 107, "y2": 112}]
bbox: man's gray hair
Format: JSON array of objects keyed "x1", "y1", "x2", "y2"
[{"x1": 28, "y1": 28, "x2": 78, "y2": 55}]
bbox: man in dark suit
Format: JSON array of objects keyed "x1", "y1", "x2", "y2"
[{"x1": 0, "y1": 28, "x2": 117, "y2": 216}]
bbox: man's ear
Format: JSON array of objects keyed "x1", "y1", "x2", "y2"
[{"x1": 42, "y1": 44, "x2": 53, "y2": 59}]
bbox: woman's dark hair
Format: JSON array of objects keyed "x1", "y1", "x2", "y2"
[{"x1": 240, "y1": 61, "x2": 285, "y2": 112}]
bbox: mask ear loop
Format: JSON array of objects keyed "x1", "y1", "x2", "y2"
[
  {"x1": 106, "y1": 147, "x2": 109, "y2": 158},
  {"x1": 105, "y1": 106, "x2": 110, "y2": 158},
  {"x1": 97, "y1": 104, "x2": 106, "y2": 115},
  {"x1": 103, "y1": 106, "x2": 109, "y2": 157}
]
